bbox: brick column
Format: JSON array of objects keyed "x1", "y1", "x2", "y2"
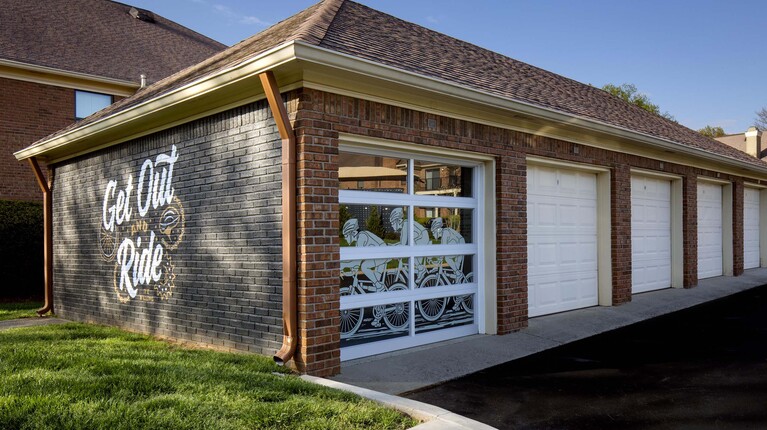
[
  {"x1": 292, "y1": 90, "x2": 341, "y2": 376},
  {"x1": 611, "y1": 164, "x2": 632, "y2": 305},
  {"x1": 496, "y1": 151, "x2": 527, "y2": 334},
  {"x1": 683, "y1": 174, "x2": 698, "y2": 287},
  {"x1": 733, "y1": 178, "x2": 744, "y2": 276}
]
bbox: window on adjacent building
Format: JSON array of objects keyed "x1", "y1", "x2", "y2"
[
  {"x1": 75, "y1": 90, "x2": 113, "y2": 119},
  {"x1": 425, "y1": 168, "x2": 440, "y2": 191}
]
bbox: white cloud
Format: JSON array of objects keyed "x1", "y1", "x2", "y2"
[
  {"x1": 240, "y1": 15, "x2": 270, "y2": 26},
  {"x1": 212, "y1": 3, "x2": 269, "y2": 26},
  {"x1": 213, "y1": 4, "x2": 232, "y2": 14}
]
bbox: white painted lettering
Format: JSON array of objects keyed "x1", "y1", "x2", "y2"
[
  {"x1": 102, "y1": 180, "x2": 117, "y2": 231},
  {"x1": 116, "y1": 238, "x2": 138, "y2": 298}
]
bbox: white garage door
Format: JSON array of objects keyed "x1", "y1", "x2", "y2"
[
  {"x1": 528, "y1": 165, "x2": 598, "y2": 317},
  {"x1": 631, "y1": 176, "x2": 672, "y2": 293},
  {"x1": 744, "y1": 187, "x2": 760, "y2": 270},
  {"x1": 697, "y1": 182, "x2": 723, "y2": 279}
]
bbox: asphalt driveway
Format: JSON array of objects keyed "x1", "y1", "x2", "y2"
[{"x1": 406, "y1": 284, "x2": 767, "y2": 429}]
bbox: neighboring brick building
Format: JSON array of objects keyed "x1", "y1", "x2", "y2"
[
  {"x1": 0, "y1": 0, "x2": 225, "y2": 299},
  {"x1": 0, "y1": 0, "x2": 226, "y2": 202},
  {"x1": 15, "y1": 0, "x2": 767, "y2": 376}
]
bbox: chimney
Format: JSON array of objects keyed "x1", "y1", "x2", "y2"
[{"x1": 745, "y1": 126, "x2": 762, "y2": 158}]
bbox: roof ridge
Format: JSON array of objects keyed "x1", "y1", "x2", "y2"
[{"x1": 293, "y1": 0, "x2": 346, "y2": 45}]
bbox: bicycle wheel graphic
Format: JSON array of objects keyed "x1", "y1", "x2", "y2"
[
  {"x1": 460, "y1": 272, "x2": 474, "y2": 314},
  {"x1": 340, "y1": 307, "x2": 364, "y2": 339},
  {"x1": 417, "y1": 273, "x2": 446, "y2": 322},
  {"x1": 383, "y1": 283, "x2": 409, "y2": 331}
]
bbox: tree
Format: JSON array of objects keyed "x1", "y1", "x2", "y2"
[
  {"x1": 339, "y1": 204, "x2": 352, "y2": 237},
  {"x1": 698, "y1": 125, "x2": 726, "y2": 138},
  {"x1": 602, "y1": 83, "x2": 676, "y2": 122},
  {"x1": 365, "y1": 206, "x2": 384, "y2": 239},
  {"x1": 755, "y1": 107, "x2": 767, "y2": 131}
]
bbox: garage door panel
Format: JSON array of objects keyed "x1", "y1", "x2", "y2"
[
  {"x1": 697, "y1": 183, "x2": 723, "y2": 279},
  {"x1": 528, "y1": 165, "x2": 599, "y2": 317},
  {"x1": 744, "y1": 188, "x2": 760, "y2": 270},
  {"x1": 537, "y1": 203, "x2": 557, "y2": 225},
  {"x1": 631, "y1": 176, "x2": 672, "y2": 294},
  {"x1": 527, "y1": 235, "x2": 598, "y2": 275},
  {"x1": 528, "y1": 272, "x2": 598, "y2": 317}
]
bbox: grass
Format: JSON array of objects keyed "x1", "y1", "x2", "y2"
[
  {"x1": 0, "y1": 323, "x2": 418, "y2": 430},
  {"x1": 0, "y1": 301, "x2": 42, "y2": 321}
]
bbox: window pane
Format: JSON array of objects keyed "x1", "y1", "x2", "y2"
[
  {"x1": 340, "y1": 258, "x2": 409, "y2": 297},
  {"x1": 417, "y1": 254, "x2": 474, "y2": 288},
  {"x1": 340, "y1": 204, "x2": 405, "y2": 247},
  {"x1": 415, "y1": 293, "x2": 474, "y2": 334},
  {"x1": 340, "y1": 152, "x2": 407, "y2": 193},
  {"x1": 414, "y1": 160, "x2": 472, "y2": 197},
  {"x1": 75, "y1": 90, "x2": 112, "y2": 119},
  {"x1": 415, "y1": 208, "x2": 473, "y2": 244},
  {"x1": 340, "y1": 301, "x2": 410, "y2": 346}
]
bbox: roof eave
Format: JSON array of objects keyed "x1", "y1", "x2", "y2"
[
  {"x1": 292, "y1": 41, "x2": 767, "y2": 176},
  {"x1": 13, "y1": 42, "x2": 300, "y2": 162},
  {"x1": 16, "y1": 39, "x2": 767, "y2": 178},
  {"x1": 0, "y1": 58, "x2": 139, "y2": 96}
]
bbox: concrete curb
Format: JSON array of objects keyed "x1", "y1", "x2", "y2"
[{"x1": 301, "y1": 375, "x2": 496, "y2": 429}]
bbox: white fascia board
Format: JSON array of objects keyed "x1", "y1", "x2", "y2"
[
  {"x1": 0, "y1": 58, "x2": 139, "y2": 92},
  {"x1": 13, "y1": 42, "x2": 299, "y2": 161},
  {"x1": 292, "y1": 41, "x2": 767, "y2": 176}
]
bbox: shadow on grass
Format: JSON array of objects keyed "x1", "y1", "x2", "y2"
[
  {"x1": 0, "y1": 301, "x2": 43, "y2": 321},
  {"x1": 0, "y1": 323, "x2": 416, "y2": 430}
]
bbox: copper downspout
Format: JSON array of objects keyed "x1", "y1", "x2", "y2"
[
  {"x1": 259, "y1": 71, "x2": 297, "y2": 366},
  {"x1": 27, "y1": 157, "x2": 54, "y2": 316}
]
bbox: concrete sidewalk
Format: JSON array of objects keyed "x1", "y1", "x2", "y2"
[{"x1": 332, "y1": 268, "x2": 767, "y2": 395}]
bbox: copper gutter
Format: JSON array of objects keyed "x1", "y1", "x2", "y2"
[
  {"x1": 259, "y1": 71, "x2": 297, "y2": 366},
  {"x1": 27, "y1": 157, "x2": 54, "y2": 316}
]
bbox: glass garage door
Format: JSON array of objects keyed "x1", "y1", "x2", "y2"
[{"x1": 338, "y1": 147, "x2": 482, "y2": 361}]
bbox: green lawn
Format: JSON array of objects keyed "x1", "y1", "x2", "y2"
[
  {"x1": 0, "y1": 323, "x2": 417, "y2": 430},
  {"x1": 0, "y1": 301, "x2": 42, "y2": 321}
]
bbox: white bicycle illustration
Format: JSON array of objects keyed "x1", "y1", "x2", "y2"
[
  {"x1": 417, "y1": 257, "x2": 474, "y2": 322},
  {"x1": 340, "y1": 261, "x2": 409, "y2": 339}
]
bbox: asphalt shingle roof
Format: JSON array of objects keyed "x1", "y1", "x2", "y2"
[
  {"x1": 28, "y1": 0, "x2": 766, "y2": 169},
  {"x1": 0, "y1": 0, "x2": 226, "y2": 85}
]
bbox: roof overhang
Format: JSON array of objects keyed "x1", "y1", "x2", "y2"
[
  {"x1": 13, "y1": 42, "x2": 301, "y2": 163},
  {"x1": 0, "y1": 58, "x2": 139, "y2": 97},
  {"x1": 15, "y1": 40, "x2": 767, "y2": 180}
]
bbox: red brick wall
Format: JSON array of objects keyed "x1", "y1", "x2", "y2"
[
  {"x1": 733, "y1": 178, "x2": 745, "y2": 276},
  {"x1": 611, "y1": 165, "x2": 633, "y2": 304},
  {"x1": 495, "y1": 152, "x2": 528, "y2": 334},
  {"x1": 0, "y1": 78, "x2": 78, "y2": 202},
  {"x1": 290, "y1": 88, "x2": 757, "y2": 374},
  {"x1": 683, "y1": 174, "x2": 698, "y2": 287},
  {"x1": 289, "y1": 91, "x2": 343, "y2": 376}
]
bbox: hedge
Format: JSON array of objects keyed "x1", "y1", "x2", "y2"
[{"x1": 0, "y1": 200, "x2": 43, "y2": 300}]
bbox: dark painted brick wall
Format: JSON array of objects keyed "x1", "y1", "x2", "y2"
[{"x1": 52, "y1": 100, "x2": 284, "y2": 355}]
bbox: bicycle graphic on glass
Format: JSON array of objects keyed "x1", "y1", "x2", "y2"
[{"x1": 340, "y1": 210, "x2": 473, "y2": 339}]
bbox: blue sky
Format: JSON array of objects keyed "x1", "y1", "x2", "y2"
[{"x1": 128, "y1": 0, "x2": 767, "y2": 134}]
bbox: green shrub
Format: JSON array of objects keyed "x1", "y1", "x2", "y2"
[{"x1": 0, "y1": 200, "x2": 43, "y2": 300}]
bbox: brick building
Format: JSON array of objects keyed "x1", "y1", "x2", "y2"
[
  {"x1": 0, "y1": 0, "x2": 225, "y2": 299},
  {"x1": 0, "y1": 0, "x2": 226, "y2": 202},
  {"x1": 14, "y1": 0, "x2": 767, "y2": 376}
]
